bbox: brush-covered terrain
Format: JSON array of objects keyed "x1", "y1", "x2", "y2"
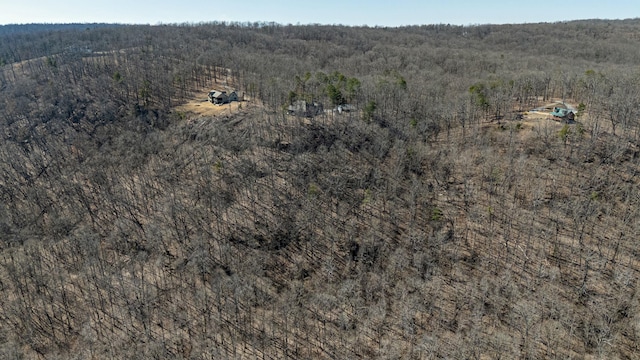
[{"x1": 1, "y1": 20, "x2": 640, "y2": 359}]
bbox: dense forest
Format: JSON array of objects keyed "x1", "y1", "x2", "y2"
[{"x1": 1, "y1": 19, "x2": 640, "y2": 359}]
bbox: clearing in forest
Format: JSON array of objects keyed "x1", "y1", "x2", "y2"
[
  {"x1": 175, "y1": 97, "x2": 245, "y2": 118},
  {"x1": 173, "y1": 79, "x2": 249, "y2": 120}
]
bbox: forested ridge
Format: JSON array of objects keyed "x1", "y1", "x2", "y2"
[{"x1": 2, "y1": 20, "x2": 640, "y2": 359}]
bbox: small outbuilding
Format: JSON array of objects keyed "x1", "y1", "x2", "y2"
[
  {"x1": 337, "y1": 104, "x2": 356, "y2": 113},
  {"x1": 288, "y1": 100, "x2": 323, "y2": 117}
]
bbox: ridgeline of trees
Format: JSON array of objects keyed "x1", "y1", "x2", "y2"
[
  {"x1": 0, "y1": 23, "x2": 122, "y2": 36},
  {"x1": 1, "y1": 20, "x2": 640, "y2": 359}
]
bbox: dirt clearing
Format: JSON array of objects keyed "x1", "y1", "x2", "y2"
[{"x1": 174, "y1": 95, "x2": 247, "y2": 120}]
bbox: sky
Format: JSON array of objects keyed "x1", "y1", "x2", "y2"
[{"x1": 0, "y1": 0, "x2": 638, "y2": 27}]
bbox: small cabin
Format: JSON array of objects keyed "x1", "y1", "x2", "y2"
[{"x1": 550, "y1": 107, "x2": 575, "y2": 122}]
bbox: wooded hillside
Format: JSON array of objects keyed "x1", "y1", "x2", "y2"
[{"x1": 1, "y1": 20, "x2": 640, "y2": 359}]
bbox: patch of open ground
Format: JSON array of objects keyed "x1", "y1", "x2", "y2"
[
  {"x1": 174, "y1": 96, "x2": 247, "y2": 119},
  {"x1": 519, "y1": 99, "x2": 581, "y2": 126},
  {"x1": 172, "y1": 76, "x2": 258, "y2": 123}
]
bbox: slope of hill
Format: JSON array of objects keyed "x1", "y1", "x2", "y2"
[{"x1": 1, "y1": 20, "x2": 640, "y2": 359}]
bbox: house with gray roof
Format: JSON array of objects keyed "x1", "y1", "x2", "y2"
[{"x1": 208, "y1": 90, "x2": 241, "y2": 105}]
